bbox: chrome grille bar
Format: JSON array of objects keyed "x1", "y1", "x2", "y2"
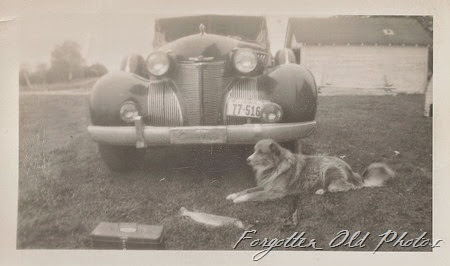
[
  {"x1": 256, "y1": 53, "x2": 267, "y2": 66},
  {"x1": 175, "y1": 61, "x2": 226, "y2": 125},
  {"x1": 147, "y1": 81, "x2": 183, "y2": 126},
  {"x1": 175, "y1": 63, "x2": 202, "y2": 125},
  {"x1": 202, "y1": 62, "x2": 225, "y2": 125}
]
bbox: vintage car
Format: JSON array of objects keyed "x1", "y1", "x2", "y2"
[{"x1": 88, "y1": 15, "x2": 317, "y2": 171}]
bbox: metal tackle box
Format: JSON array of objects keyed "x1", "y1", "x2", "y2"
[{"x1": 90, "y1": 222, "x2": 164, "y2": 249}]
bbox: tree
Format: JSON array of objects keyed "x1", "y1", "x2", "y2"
[
  {"x1": 20, "y1": 40, "x2": 109, "y2": 86},
  {"x1": 48, "y1": 40, "x2": 85, "y2": 82}
]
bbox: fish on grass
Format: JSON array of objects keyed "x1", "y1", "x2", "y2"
[{"x1": 179, "y1": 207, "x2": 246, "y2": 229}]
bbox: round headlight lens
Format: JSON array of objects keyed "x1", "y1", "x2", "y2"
[
  {"x1": 146, "y1": 52, "x2": 170, "y2": 76},
  {"x1": 119, "y1": 101, "x2": 139, "y2": 123},
  {"x1": 260, "y1": 103, "x2": 283, "y2": 123},
  {"x1": 233, "y1": 49, "x2": 258, "y2": 74}
]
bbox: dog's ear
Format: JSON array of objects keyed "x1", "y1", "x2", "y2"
[{"x1": 269, "y1": 142, "x2": 281, "y2": 156}]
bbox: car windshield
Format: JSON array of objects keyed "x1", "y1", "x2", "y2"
[{"x1": 154, "y1": 15, "x2": 268, "y2": 47}]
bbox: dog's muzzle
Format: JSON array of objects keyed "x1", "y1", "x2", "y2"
[{"x1": 246, "y1": 154, "x2": 254, "y2": 165}]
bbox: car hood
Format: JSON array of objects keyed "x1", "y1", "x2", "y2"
[{"x1": 157, "y1": 34, "x2": 266, "y2": 62}]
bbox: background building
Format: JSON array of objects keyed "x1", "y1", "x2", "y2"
[{"x1": 286, "y1": 16, "x2": 432, "y2": 94}]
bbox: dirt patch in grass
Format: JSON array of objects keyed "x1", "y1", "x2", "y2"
[{"x1": 18, "y1": 94, "x2": 432, "y2": 251}]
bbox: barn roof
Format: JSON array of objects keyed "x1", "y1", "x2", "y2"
[{"x1": 286, "y1": 16, "x2": 432, "y2": 46}]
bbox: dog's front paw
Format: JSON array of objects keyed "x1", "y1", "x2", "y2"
[
  {"x1": 233, "y1": 195, "x2": 249, "y2": 204},
  {"x1": 315, "y1": 189, "x2": 325, "y2": 195},
  {"x1": 226, "y1": 193, "x2": 238, "y2": 201}
]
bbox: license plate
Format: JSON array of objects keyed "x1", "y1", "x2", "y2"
[
  {"x1": 170, "y1": 127, "x2": 226, "y2": 144},
  {"x1": 226, "y1": 99, "x2": 266, "y2": 118}
]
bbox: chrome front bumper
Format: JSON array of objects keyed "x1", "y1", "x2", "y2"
[{"x1": 87, "y1": 120, "x2": 316, "y2": 147}]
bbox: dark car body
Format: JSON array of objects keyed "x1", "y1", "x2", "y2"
[{"x1": 88, "y1": 15, "x2": 317, "y2": 171}]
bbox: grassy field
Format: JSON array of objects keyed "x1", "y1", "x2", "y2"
[
  {"x1": 18, "y1": 94, "x2": 432, "y2": 251},
  {"x1": 20, "y1": 78, "x2": 98, "y2": 92}
]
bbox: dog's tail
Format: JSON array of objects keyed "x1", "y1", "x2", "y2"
[{"x1": 360, "y1": 163, "x2": 395, "y2": 187}]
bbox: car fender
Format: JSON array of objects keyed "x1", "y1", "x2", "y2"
[
  {"x1": 90, "y1": 71, "x2": 149, "y2": 125},
  {"x1": 258, "y1": 64, "x2": 317, "y2": 122}
]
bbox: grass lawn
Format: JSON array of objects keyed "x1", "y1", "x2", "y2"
[
  {"x1": 20, "y1": 77, "x2": 98, "y2": 92},
  {"x1": 18, "y1": 94, "x2": 432, "y2": 251}
]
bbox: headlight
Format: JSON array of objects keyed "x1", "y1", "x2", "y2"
[
  {"x1": 233, "y1": 48, "x2": 258, "y2": 74},
  {"x1": 146, "y1": 51, "x2": 170, "y2": 76},
  {"x1": 119, "y1": 101, "x2": 139, "y2": 123},
  {"x1": 260, "y1": 103, "x2": 283, "y2": 123}
]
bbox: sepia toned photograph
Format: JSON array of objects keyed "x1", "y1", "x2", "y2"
[{"x1": 9, "y1": 1, "x2": 440, "y2": 261}]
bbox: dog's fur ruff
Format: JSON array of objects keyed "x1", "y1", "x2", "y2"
[{"x1": 226, "y1": 139, "x2": 395, "y2": 204}]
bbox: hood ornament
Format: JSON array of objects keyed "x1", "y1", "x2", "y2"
[
  {"x1": 199, "y1": 23, "x2": 206, "y2": 35},
  {"x1": 188, "y1": 55, "x2": 215, "y2": 62}
]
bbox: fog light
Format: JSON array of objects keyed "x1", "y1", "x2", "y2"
[
  {"x1": 119, "y1": 101, "x2": 139, "y2": 123},
  {"x1": 260, "y1": 103, "x2": 283, "y2": 123}
]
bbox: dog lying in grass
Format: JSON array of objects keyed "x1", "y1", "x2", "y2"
[{"x1": 226, "y1": 139, "x2": 395, "y2": 204}]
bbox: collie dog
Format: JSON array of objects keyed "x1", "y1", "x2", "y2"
[{"x1": 226, "y1": 139, "x2": 395, "y2": 204}]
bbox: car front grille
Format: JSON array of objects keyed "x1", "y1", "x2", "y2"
[
  {"x1": 174, "y1": 61, "x2": 227, "y2": 125},
  {"x1": 147, "y1": 81, "x2": 183, "y2": 126},
  {"x1": 256, "y1": 53, "x2": 268, "y2": 67}
]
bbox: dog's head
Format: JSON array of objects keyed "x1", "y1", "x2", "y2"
[{"x1": 247, "y1": 139, "x2": 285, "y2": 168}]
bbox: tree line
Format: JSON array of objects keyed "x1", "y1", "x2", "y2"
[{"x1": 20, "y1": 40, "x2": 108, "y2": 86}]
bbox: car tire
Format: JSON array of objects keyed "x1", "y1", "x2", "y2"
[{"x1": 98, "y1": 144, "x2": 145, "y2": 172}]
